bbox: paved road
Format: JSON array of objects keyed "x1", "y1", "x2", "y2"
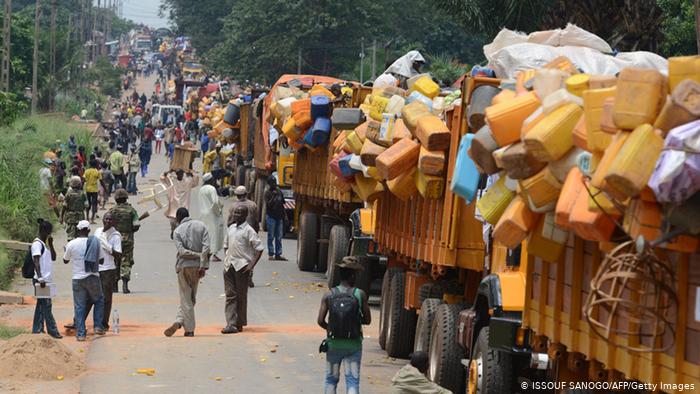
[{"x1": 3, "y1": 76, "x2": 403, "y2": 393}]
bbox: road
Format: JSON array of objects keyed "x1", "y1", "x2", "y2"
[{"x1": 1, "y1": 75, "x2": 404, "y2": 393}]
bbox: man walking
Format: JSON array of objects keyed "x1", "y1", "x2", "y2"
[
  {"x1": 32, "y1": 219, "x2": 61, "y2": 338},
  {"x1": 63, "y1": 221, "x2": 106, "y2": 341},
  {"x1": 109, "y1": 189, "x2": 140, "y2": 294},
  {"x1": 264, "y1": 176, "x2": 287, "y2": 261},
  {"x1": 228, "y1": 185, "x2": 259, "y2": 287},
  {"x1": 198, "y1": 173, "x2": 224, "y2": 261},
  {"x1": 93, "y1": 212, "x2": 122, "y2": 330},
  {"x1": 161, "y1": 169, "x2": 199, "y2": 238},
  {"x1": 61, "y1": 176, "x2": 89, "y2": 241},
  {"x1": 221, "y1": 206, "x2": 263, "y2": 334},
  {"x1": 110, "y1": 148, "x2": 126, "y2": 190},
  {"x1": 164, "y1": 208, "x2": 210, "y2": 338},
  {"x1": 316, "y1": 257, "x2": 371, "y2": 394},
  {"x1": 83, "y1": 160, "x2": 102, "y2": 224}
]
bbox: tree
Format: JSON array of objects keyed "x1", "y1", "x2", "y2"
[{"x1": 658, "y1": 0, "x2": 698, "y2": 56}]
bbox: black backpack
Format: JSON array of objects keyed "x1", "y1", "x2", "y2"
[
  {"x1": 21, "y1": 240, "x2": 43, "y2": 279},
  {"x1": 327, "y1": 287, "x2": 362, "y2": 340}
]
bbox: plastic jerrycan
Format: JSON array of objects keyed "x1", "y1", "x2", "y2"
[
  {"x1": 484, "y1": 91, "x2": 540, "y2": 147},
  {"x1": 523, "y1": 103, "x2": 583, "y2": 162},
  {"x1": 476, "y1": 176, "x2": 515, "y2": 225},
  {"x1": 583, "y1": 87, "x2": 617, "y2": 152},
  {"x1": 668, "y1": 55, "x2": 700, "y2": 91},
  {"x1": 492, "y1": 196, "x2": 539, "y2": 249},
  {"x1": 613, "y1": 67, "x2": 667, "y2": 130},
  {"x1": 604, "y1": 124, "x2": 664, "y2": 199},
  {"x1": 451, "y1": 133, "x2": 480, "y2": 203}
]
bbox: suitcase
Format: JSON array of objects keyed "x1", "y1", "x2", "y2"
[
  {"x1": 450, "y1": 133, "x2": 480, "y2": 203},
  {"x1": 331, "y1": 108, "x2": 366, "y2": 130}
]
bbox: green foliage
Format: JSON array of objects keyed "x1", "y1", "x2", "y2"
[
  {"x1": 658, "y1": 0, "x2": 698, "y2": 56},
  {"x1": 0, "y1": 92, "x2": 29, "y2": 126},
  {"x1": 160, "y1": 0, "x2": 236, "y2": 54},
  {"x1": 82, "y1": 57, "x2": 122, "y2": 97},
  {"x1": 427, "y1": 54, "x2": 468, "y2": 86},
  {"x1": 0, "y1": 116, "x2": 92, "y2": 288},
  {"x1": 437, "y1": 0, "x2": 551, "y2": 37}
]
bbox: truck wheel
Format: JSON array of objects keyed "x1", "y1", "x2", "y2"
[
  {"x1": 386, "y1": 271, "x2": 417, "y2": 359},
  {"x1": 379, "y1": 267, "x2": 402, "y2": 350},
  {"x1": 317, "y1": 218, "x2": 335, "y2": 273},
  {"x1": 468, "y1": 327, "x2": 515, "y2": 394},
  {"x1": 414, "y1": 298, "x2": 443, "y2": 353},
  {"x1": 418, "y1": 283, "x2": 434, "y2": 306},
  {"x1": 326, "y1": 225, "x2": 350, "y2": 286},
  {"x1": 428, "y1": 303, "x2": 465, "y2": 393},
  {"x1": 297, "y1": 211, "x2": 318, "y2": 272}
]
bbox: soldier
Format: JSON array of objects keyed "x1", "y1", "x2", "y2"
[
  {"x1": 60, "y1": 176, "x2": 89, "y2": 241},
  {"x1": 109, "y1": 188, "x2": 141, "y2": 294}
]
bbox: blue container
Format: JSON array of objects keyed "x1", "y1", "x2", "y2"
[
  {"x1": 310, "y1": 95, "x2": 331, "y2": 120},
  {"x1": 450, "y1": 133, "x2": 480, "y2": 204},
  {"x1": 303, "y1": 117, "x2": 331, "y2": 147},
  {"x1": 338, "y1": 154, "x2": 358, "y2": 178}
]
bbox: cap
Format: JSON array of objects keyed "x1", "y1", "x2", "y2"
[
  {"x1": 76, "y1": 220, "x2": 90, "y2": 230},
  {"x1": 69, "y1": 176, "x2": 82, "y2": 188},
  {"x1": 336, "y1": 256, "x2": 364, "y2": 271},
  {"x1": 234, "y1": 186, "x2": 247, "y2": 196},
  {"x1": 202, "y1": 173, "x2": 213, "y2": 182}
]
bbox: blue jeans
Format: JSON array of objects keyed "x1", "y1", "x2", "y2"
[
  {"x1": 324, "y1": 348, "x2": 361, "y2": 394},
  {"x1": 266, "y1": 215, "x2": 284, "y2": 257},
  {"x1": 127, "y1": 172, "x2": 137, "y2": 194},
  {"x1": 72, "y1": 275, "x2": 105, "y2": 338},
  {"x1": 168, "y1": 143, "x2": 174, "y2": 159},
  {"x1": 32, "y1": 284, "x2": 59, "y2": 336},
  {"x1": 140, "y1": 162, "x2": 148, "y2": 177}
]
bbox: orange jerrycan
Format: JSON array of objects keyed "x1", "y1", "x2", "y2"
[
  {"x1": 418, "y1": 146, "x2": 445, "y2": 176},
  {"x1": 401, "y1": 101, "x2": 431, "y2": 133},
  {"x1": 604, "y1": 124, "x2": 663, "y2": 199},
  {"x1": 500, "y1": 142, "x2": 546, "y2": 180},
  {"x1": 523, "y1": 103, "x2": 582, "y2": 162},
  {"x1": 572, "y1": 113, "x2": 589, "y2": 151},
  {"x1": 555, "y1": 167, "x2": 584, "y2": 229},
  {"x1": 415, "y1": 115, "x2": 451, "y2": 151},
  {"x1": 469, "y1": 126, "x2": 500, "y2": 175},
  {"x1": 590, "y1": 131, "x2": 631, "y2": 193},
  {"x1": 415, "y1": 170, "x2": 444, "y2": 199},
  {"x1": 291, "y1": 98, "x2": 311, "y2": 115},
  {"x1": 485, "y1": 91, "x2": 540, "y2": 147},
  {"x1": 583, "y1": 87, "x2": 617, "y2": 151},
  {"x1": 654, "y1": 79, "x2": 700, "y2": 135},
  {"x1": 375, "y1": 138, "x2": 420, "y2": 180},
  {"x1": 387, "y1": 167, "x2": 417, "y2": 201},
  {"x1": 623, "y1": 199, "x2": 699, "y2": 253},
  {"x1": 360, "y1": 139, "x2": 386, "y2": 166},
  {"x1": 493, "y1": 196, "x2": 539, "y2": 249},
  {"x1": 343, "y1": 131, "x2": 364, "y2": 155},
  {"x1": 411, "y1": 75, "x2": 440, "y2": 99},
  {"x1": 565, "y1": 74, "x2": 590, "y2": 97},
  {"x1": 569, "y1": 185, "x2": 616, "y2": 242},
  {"x1": 588, "y1": 75, "x2": 617, "y2": 89},
  {"x1": 527, "y1": 214, "x2": 566, "y2": 262},
  {"x1": 668, "y1": 55, "x2": 700, "y2": 91},
  {"x1": 519, "y1": 167, "x2": 563, "y2": 212},
  {"x1": 613, "y1": 68, "x2": 667, "y2": 130}
]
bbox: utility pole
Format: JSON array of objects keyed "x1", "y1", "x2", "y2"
[
  {"x1": 49, "y1": 0, "x2": 56, "y2": 111},
  {"x1": 360, "y1": 37, "x2": 364, "y2": 84},
  {"x1": 31, "y1": 0, "x2": 40, "y2": 114},
  {"x1": 297, "y1": 48, "x2": 301, "y2": 74},
  {"x1": 695, "y1": 0, "x2": 700, "y2": 54},
  {"x1": 371, "y1": 39, "x2": 377, "y2": 80},
  {"x1": 1, "y1": 0, "x2": 11, "y2": 93}
]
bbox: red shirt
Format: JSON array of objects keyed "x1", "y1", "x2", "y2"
[
  {"x1": 175, "y1": 127, "x2": 183, "y2": 142},
  {"x1": 144, "y1": 127, "x2": 154, "y2": 141}
]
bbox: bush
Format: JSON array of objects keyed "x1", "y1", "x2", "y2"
[
  {"x1": 0, "y1": 92, "x2": 29, "y2": 126},
  {"x1": 0, "y1": 116, "x2": 92, "y2": 289}
]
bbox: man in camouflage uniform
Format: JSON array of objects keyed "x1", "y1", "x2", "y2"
[
  {"x1": 60, "y1": 176, "x2": 88, "y2": 241},
  {"x1": 109, "y1": 188, "x2": 141, "y2": 294}
]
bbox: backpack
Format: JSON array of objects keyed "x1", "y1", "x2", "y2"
[
  {"x1": 327, "y1": 287, "x2": 362, "y2": 340},
  {"x1": 21, "y1": 240, "x2": 44, "y2": 279}
]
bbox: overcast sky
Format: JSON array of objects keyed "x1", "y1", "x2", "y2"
[{"x1": 119, "y1": 0, "x2": 170, "y2": 29}]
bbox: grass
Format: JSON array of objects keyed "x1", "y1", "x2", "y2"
[
  {"x1": 0, "y1": 116, "x2": 93, "y2": 290},
  {"x1": 0, "y1": 324, "x2": 27, "y2": 340}
]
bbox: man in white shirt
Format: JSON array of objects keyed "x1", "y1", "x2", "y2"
[
  {"x1": 63, "y1": 220, "x2": 106, "y2": 341},
  {"x1": 221, "y1": 206, "x2": 264, "y2": 334},
  {"x1": 32, "y1": 219, "x2": 61, "y2": 338},
  {"x1": 92, "y1": 212, "x2": 122, "y2": 330}
]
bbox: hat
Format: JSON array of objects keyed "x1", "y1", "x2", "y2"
[
  {"x1": 43, "y1": 158, "x2": 54, "y2": 165},
  {"x1": 234, "y1": 186, "x2": 247, "y2": 196},
  {"x1": 336, "y1": 256, "x2": 364, "y2": 271},
  {"x1": 69, "y1": 176, "x2": 82, "y2": 188},
  {"x1": 76, "y1": 220, "x2": 91, "y2": 230},
  {"x1": 202, "y1": 173, "x2": 213, "y2": 182}
]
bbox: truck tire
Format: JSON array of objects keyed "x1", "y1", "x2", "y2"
[
  {"x1": 297, "y1": 211, "x2": 318, "y2": 272},
  {"x1": 414, "y1": 298, "x2": 443, "y2": 353},
  {"x1": 317, "y1": 218, "x2": 335, "y2": 273},
  {"x1": 418, "y1": 283, "x2": 434, "y2": 306},
  {"x1": 468, "y1": 327, "x2": 515, "y2": 394},
  {"x1": 379, "y1": 267, "x2": 402, "y2": 350},
  {"x1": 428, "y1": 303, "x2": 465, "y2": 393},
  {"x1": 326, "y1": 225, "x2": 350, "y2": 285},
  {"x1": 386, "y1": 271, "x2": 417, "y2": 359}
]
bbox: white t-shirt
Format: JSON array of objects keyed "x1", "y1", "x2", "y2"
[
  {"x1": 32, "y1": 239, "x2": 53, "y2": 283},
  {"x1": 223, "y1": 222, "x2": 264, "y2": 272},
  {"x1": 63, "y1": 237, "x2": 99, "y2": 280},
  {"x1": 39, "y1": 167, "x2": 52, "y2": 190},
  {"x1": 94, "y1": 227, "x2": 122, "y2": 272}
]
